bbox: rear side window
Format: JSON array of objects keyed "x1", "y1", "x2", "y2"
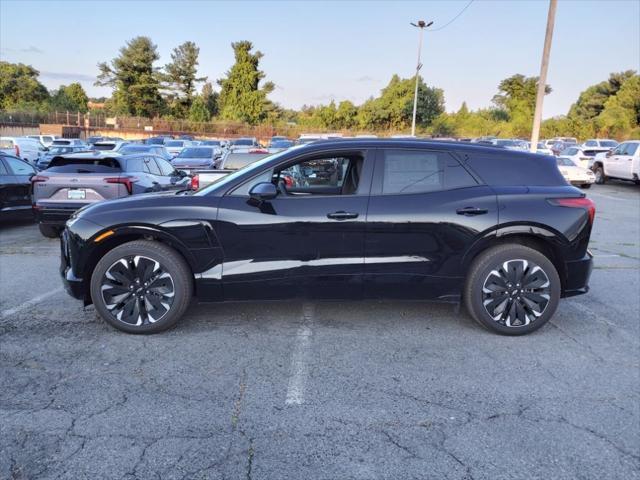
[
  {"x1": 381, "y1": 149, "x2": 476, "y2": 194},
  {"x1": 465, "y1": 151, "x2": 566, "y2": 186},
  {"x1": 155, "y1": 158, "x2": 175, "y2": 176},
  {"x1": 125, "y1": 158, "x2": 145, "y2": 173}
]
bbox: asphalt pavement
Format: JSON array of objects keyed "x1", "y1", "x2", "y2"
[{"x1": 1, "y1": 181, "x2": 639, "y2": 479}]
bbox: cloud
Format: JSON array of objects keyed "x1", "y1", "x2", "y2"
[
  {"x1": 40, "y1": 71, "x2": 96, "y2": 82},
  {"x1": 355, "y1": 75, "x2": 375, "y2": 82}
]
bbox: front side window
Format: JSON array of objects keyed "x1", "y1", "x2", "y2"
[
  {"x1": 613, "y1": 144, "x2": 626, "y2": 155},
  {"x1": 4, "y1": 156, "x2": 35, "y2": 175},
  {"x1": 624, "y1": 143, "x2": 639, "y2": 156}
]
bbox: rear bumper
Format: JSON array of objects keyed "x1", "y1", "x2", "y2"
[
  {"x1": 562, "y1": 251, "x2": 593, "y2": 298},
  {"x1": 60, "y1": 229, "x2": 85, "y2": 301},
  {"x1": 35, "y1": 204, "x2": 86, "y2": 226}
]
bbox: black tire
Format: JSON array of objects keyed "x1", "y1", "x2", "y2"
[
  {"x1": 594, "y1": 166, "x2": 606, "y2": 184},
  {"x1": 580, "y1": 184, "x2": 592, "y2": 189},
  {"x1": 39, "y1": 224, "x2": 61, "y2": 238},
  {"x1": 90, "y1": 240, "x2": 193, "y2": 334},
  {"x1": 464, "y1": 244, "x2": 561, "y2": 336}
]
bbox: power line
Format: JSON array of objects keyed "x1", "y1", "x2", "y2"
[{"x1": 429, "y1": 0, "x2": 475, "y2": 32}]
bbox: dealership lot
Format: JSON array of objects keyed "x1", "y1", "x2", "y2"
[{"x1": 1, "y1": 182, "x2": 638, "y2": 479}]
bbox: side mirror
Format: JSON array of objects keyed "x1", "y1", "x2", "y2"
[
  {"x1": 249, "y1": 182, "x2": 277, "y2": 201},
  {"x1": 606, "y1": 150, "x2": 613, "y2": 157}
]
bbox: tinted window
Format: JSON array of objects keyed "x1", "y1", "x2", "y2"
[
  {"x1": 145, "y1": 157, "x2": 161, "y2": 175},
  {"x1": 165, "y1": 141, "x2": 184, "y2": 147},
  {"x1": 155, "y1": 158, "x2": 175, "y2": 176},
  {"x1": 585, "y1": 141, "x2": 597, "y2": 147},
  {"x1": 4, "y1": 156, "x2": 37, "y2": 175},
  {"x1": 0, "y1": 159, "x2": 8, "y2": 175},
  {"x1": 179, "y1": 148, "x2": 213, "y2": 158},
  {"x1": 600, "y1": 140, "x2": 618, "y2": 148},
  {"x1": 125, "y1": 158, "x2": 146, "y2": 172},
  {"x1": 466, "y1": 151, "x2": 565, "y2": 186},
  {"x1": 557, "y1": 158, "x2": 576, "y2": 167},
  {"x1": 382, "y1": 150, "x2": 443, "y2": 194},
  {"x1": 119, "y1": 146, "x2": 151, "y2": 154}
]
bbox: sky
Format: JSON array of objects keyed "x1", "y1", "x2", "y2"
[{"x1": 1, "y1": 0, "x2": 639, "y2": 118}]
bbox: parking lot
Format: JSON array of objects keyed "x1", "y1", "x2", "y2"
[{"x1": 0, "y1": 182, "x2": 638, "y2": 479}]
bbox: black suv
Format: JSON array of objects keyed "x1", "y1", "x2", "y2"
[{"x1": 60, "y1": 139, "x2": 594, "y2": 335}]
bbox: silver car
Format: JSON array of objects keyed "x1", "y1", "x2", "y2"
[{"x1": 171, "y1": 147, "x2": 220, "y2": 170}]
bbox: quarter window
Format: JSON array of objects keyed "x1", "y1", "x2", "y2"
[{"x1": 4, "y1": 156, "x2": 35, "y2": 175}]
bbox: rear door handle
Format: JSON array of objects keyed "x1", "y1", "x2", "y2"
[
  {"x1": 327, "y1": 211, "x2": 359, "y2": 220},
  {"x1": 456, "y1": 207, "x2": 488, "y2": 216}
]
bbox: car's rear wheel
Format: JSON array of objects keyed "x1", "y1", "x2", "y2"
[
  {"x1": 90, "y1": 240, "x2": 193, "y2": 334},
  {"x1": 464, "y1": 245, "x2": 561, "y2": 335},
  {"x1": 594, "y1": 166, "x2": 606, "y2": 184},
  {"x1": 39, "y1": 224, "x2": 61, "y2": 238},
  {"x1": 580, "y1": 184, "x2": 592, "y2": 189}
]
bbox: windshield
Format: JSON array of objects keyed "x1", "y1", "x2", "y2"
[
  {"x1": 195, "y1": 145, "x2": 306, "y2": 196},
  {"x1": 495, "y1": 139, "x2": 518, "y2": 147},
  {"x1": 537, "y1": 142, "x2": 546, "y2": 149},
  {"x1": 271, "y1": 140, "x2": 293, "y2": 148},
  {"x1": 557, "y1": 158, "x2": 576, "y2": 167},
  {"x1": 600, "y1": 140, "x2": 618, "y2": 147},
  {"x1": 166, "y1": 141, "x2": 184, "y2": 147},
  {"x1": 52, "y1": 140, "x2": 71, "y2": 145},
  {"x1": 233, "y1": 139, "x2": 254, "y2": 146},
  {"x1": 178, "y1": 147, "x2": 213, "y2": 158},
  {"x1": 201, "y1": 141, "x2": 221, "y2": 146}
]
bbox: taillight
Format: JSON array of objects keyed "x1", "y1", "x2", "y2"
[
  {"x1": 282, "y1": 174, "x2": 293, "y2": 187},
  {"x1": 31, "y1": 175, "x2": 49, "y2": 184},
  {"x1": 104, "y1": 176, "x2": 139, "y2": 195},
  {"x1": 191, "y1": 174, "x2": 199, "y2": 190},
  {"x1": 548, "y1": 197, "x2": 596, "y2": 224},
  {"x1": 15, "y1": 144, "x2": 20, "y2": 157},
  {"x1": 249, "y1": 148, "x2": 269, "y2": 154}
]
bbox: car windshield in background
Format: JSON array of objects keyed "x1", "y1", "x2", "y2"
[
  {"x1": 52, "y1": 140, "x2": 71, "y2": 145},
  {"x1": 556, "y1": 158, "x2": 576, "y2": 167},
  {"x1": 201, "y1": 141, "x2": 221, "y2": 146},
  {"x1": 601, "y1": 141, "x2": 618, "y2": 147},
  {"x1": 495, "y1": 140, "x2": 518, "y2": 147},
  {"x1": 119, "y1": 146, "x2": 151, "y2": 154},
  {"x1": 178, "y1": 148, "x2": 213, "y2": 158},
  {"x1": 233, "y1": 139, "x2": 254, "y2": 146},
  {"x1": 537, "y1": 142, "x2": 547, "y2": 149},
  {"x1": 49, "y1": 147, "x2": 75, "y2": 154},
  {"x1": 271, "y1": 140, "x2": 293, "y2": 148},
  {"x1": 165, "y1": 141, "x2": 184, "y2": 147}
]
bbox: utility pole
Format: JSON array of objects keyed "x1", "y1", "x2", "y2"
[
  {"x1": 410, "y1": 20, "x2": 433, "y2": 137},
  {"x1": 530, "y1": 0, "x2": 558, "y2": 153}
]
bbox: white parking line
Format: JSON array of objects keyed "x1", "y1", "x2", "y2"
[
  {"x1": 0, "y1": 288, "x2": 63, "y2": 320},
  {"x1": 285, "y1": 302, "x2": 314, "y2": 406}
]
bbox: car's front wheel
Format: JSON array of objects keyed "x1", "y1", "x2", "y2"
[
  {"x1": 39, "y1": 224, "x2": 61, "y2": 238},
  {"x1": 594, "y1": 166, "x2": 606, "y2": 184},
  {"x1": 464, "y1": 245, "x2": 561, "y2": 335},
  {"x1": 90, "y1": 240, "x2": 193, "y2": 334}
]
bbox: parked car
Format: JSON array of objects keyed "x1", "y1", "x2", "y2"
[
  {"x1": 59, "y1": 139, "x2": 594, "y2": 335},
  {"x1": 0, "y1": 153, "x2": 37, "y2": 221},
  {"x1": 558, "y1": 146, "x2": 610, "y2": 169},
  {"x1": 581, "y1": 139, "x2": 618, "y2": 149},
  {"x1": 555, "y1": 157, "x2": 595, "y2": 188},
  {"x1": 267, "y1": 139, "x2": 294, "y2": 153},
  {"x1": 27, "y1": 135, "x2": 57, "y2": 148},
  {"x1": 93, "y1": 140, "x2": 129, "y2": 152},
  {"x1": 145, "y1": 136, "x2": 173, "y2": 145},
  {"x1": 530, "y1": 142, "x2": 554, "y2": 156},
  {"x1": 0, "y1": 137, "x2": 46, "y2": 164},
  {"x1": 171, "y1": 147, "x2": 221, "y2": 170},
  {"x1": 195, "y1": 140, "x2": 224, "y2": 158},
  {"x1": 490, "y1": 139, "x2": 528, "y2": 151},
  {"x1": 36, "y1": 145, "x2": 93, "y2": 170},
  {"x1": 118, "y1": 144, "x2": 173, "y2": 161},
  {"x1": 219, "y1": 149, "x2": 272, "y2": 170},
  {"x1": 164, "y1": 140, "x2": 193, "y2": 157},
  {"x1": 552, "y1": 137, "x2": 578, "y2": 145},
  {"x1": 32, "y1": 152, "x2": 192, "y2": 238},
  {"x1": 230, "y1": 137, "x2": 260, "y2": 151},
  {"x1": 591, "y1": 140, "x2": 640, "y2": 184},
  {"x1": 51, "y1": 138, "x2": 87, "y2": 147}
]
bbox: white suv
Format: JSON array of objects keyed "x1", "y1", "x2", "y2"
[
  {"x1": 0, "y1": 137, "x2": 46, "y2": 164},
  {"x1": 592, "y1": 141, "x2": 640, "y2": 184}
]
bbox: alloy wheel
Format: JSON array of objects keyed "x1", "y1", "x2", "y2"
[
  {"x1": 100, "y1": 255, "x2": 175, "y2": 326},
  {"x1": 482, "y1": 259, "x2": 551, "y2": 327}
]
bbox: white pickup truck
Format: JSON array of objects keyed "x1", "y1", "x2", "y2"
[
  {"x1": 591, "y1": 140, "x2": 640, "y2": 185},
  {"x1": 184, "y1": 150, "x2": 274, "y2": 189}
]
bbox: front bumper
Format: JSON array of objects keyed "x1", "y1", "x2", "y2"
[
  {"x1": 35, "y1": 204, "x2": 86, "y2": 226},
  {"x1": 562, "y1": 251, "x2": 593, "y2": 297},
  {"x1": 60, "y1": 229, "x2": 85, "y2": 300}
]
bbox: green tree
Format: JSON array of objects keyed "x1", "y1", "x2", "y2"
[
  {"x1": 595, "y1": 74, "x2": 640, "y2": 137},
  {"x1": 217, "y1": 41, "x2": 275, "y2": 124},
  {"x1": 569, "y1": 70, "x2": 636, "y2": 121},
  {"x1": 96, "y1": 36, "x2": 165, "y2": 117},
  {"x1": 335, "y1": 100, "x2": 358, "y2": 129},
  {"x1": 49, "y1": 82, "x2": 89, "y2": 112},
  {"x1": 188, "y1": 95, "x2": 211, "y2": 122},
  {"x1": 201, "y1": 81, "x2": 219, "y2": 117},
  {"x1": 492, "y1": 74, "x2": 551, "y2": 117},
  {"x1": 164, "y1": 41, "x2": 206, "y2": 115},
  {"x1": 0, "y1": 61, "x2": 49, "y2": 109}
]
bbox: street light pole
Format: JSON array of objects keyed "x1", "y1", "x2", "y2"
[
  {"x1": 530, "y1": 0, "x2": 558, "y2": 152},
  {"x1": 410, "y1": 20, "x2": 432, "y2": 137}
]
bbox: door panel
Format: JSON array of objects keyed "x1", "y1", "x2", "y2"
[
  {"x1": 214, "y1": 149, "x2": 374, "y2": 301},
  {"x1": 364, "y1": 148, "x2": 497, "y2": 300}
]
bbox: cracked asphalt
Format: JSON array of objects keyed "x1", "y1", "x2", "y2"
[{"x1": 1, "y1": 182, "x2": 639, "y2": 480}]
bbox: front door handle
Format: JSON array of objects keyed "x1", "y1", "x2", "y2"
[
  {"x1": 327, "y1": 211, "x2": 359, "y2": 220},
  {"x1": 456, "y1": 206, "x2": 488, "y2": 216}
]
